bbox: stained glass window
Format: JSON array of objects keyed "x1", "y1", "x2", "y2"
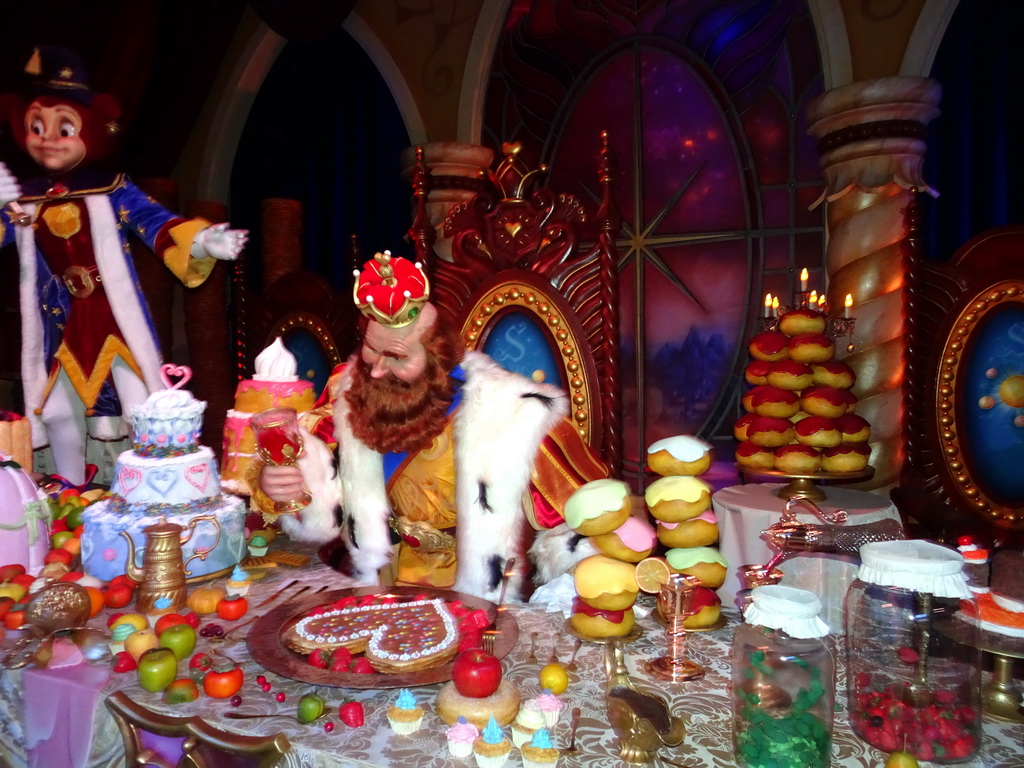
[{"x1": 485, "y1": 0, "x2": 825, "y2": 484}]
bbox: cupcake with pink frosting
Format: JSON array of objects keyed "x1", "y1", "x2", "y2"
[
  {"x1": 656, "y1": 509, "x2": 719, "y2": 549},
  {"x1": 446, "y1": 716, "x2": 479, "y2": 758},
  {"x1": 590, "y1": 515, "x2": 657, "y2": 563},
  {"x1": 532, "y1": 689, "x2": 563, "y2": 728}
]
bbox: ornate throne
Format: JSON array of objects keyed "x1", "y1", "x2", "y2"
[{"x1": 408, "y1": 135, "x2": 624, "y2": 476}]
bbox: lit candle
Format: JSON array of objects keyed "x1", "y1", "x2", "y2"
[
  {"x1": 764, "y1": 293, "x2": 772, "y2": 317},
  {"x1": 809, "y1": 290, "x2": 818, "y2": 307},
  {"x1": 844, "y1": 293, "x2": 853, "y2": 318},
  {"x1": 771, "y1": 296, "x2": 780, "y2": 317},
  {"x1": 799, "y1": 268, "x2": 808, "y2": 292},
  {"x1": 818, "y1": 294, "x2": 826, "y2": 310}
]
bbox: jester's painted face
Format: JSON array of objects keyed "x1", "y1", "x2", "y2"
[{"x1": 24, "y1": 101, "x2": 86, "y2": 174}]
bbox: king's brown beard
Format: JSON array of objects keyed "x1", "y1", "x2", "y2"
[{"x1": 345, "y1": 328, "x2": 461, "y2": 454}]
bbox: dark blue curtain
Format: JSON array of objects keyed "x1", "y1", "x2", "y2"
[
  {"x1": 230, "y1": 25, "x2": 411, "y2": 290},
  {"x1": 922, "y1": 1, "x2": 1024, "y2": 261}
]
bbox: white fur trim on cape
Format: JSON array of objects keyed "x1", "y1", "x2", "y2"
[
  {"x1": 16, "y1": 196, "x2": 164, "y2": 445},
  {"x1": 288, "y1": 351, "x2": 575, "y2": 600}
]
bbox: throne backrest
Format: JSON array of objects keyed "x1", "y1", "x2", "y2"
[
  {"x1": 901, "y1": 223, "x2": 1024, "y2": 547},
  {"x1": 410, "y1": 136, "x2": 624, "y2": 475}
]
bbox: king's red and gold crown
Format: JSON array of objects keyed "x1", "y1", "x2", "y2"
[{"x1": 352, "y1": 250, "x2": 430, "y2": 328}]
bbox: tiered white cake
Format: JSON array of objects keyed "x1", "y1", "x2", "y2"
[{"x1": 81, "y1": 366, "x2": 246, "y2": 582}]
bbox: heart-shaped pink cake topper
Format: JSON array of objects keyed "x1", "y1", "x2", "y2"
[{"x1": 160, "y1": 364, "x2": 192, "y2": 390}]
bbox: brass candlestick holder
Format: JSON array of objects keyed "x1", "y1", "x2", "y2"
[{"x1": 646, "y1": 573, "x2": 705, "y2": 681}]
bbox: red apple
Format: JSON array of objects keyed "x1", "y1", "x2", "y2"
[
  {"x1": 451, "y1": 648, "x2": 502, "y2": 698},
  {"x1": 10, "y1": 574, "x2": 35, "y2": 590},
  {"x1": 0, "y1": 564, "x2": 26, "y2": 582},
  {"x1": 154, "y1": 613, "x2": 188, "y2": 636},
  {"x1": 43, "y1": 549, "x2": 73, "y2": 566}
]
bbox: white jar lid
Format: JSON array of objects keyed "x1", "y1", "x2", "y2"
[
  {"x1": 744, "y1": 584, "x2": 830, "y2": 638},
  {"x1": 857, "y1": 540, "x2": 971, "y2": 598}
]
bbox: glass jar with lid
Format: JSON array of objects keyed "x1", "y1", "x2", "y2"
[
  {"x1": 731, "y1": 584, "x2": 834, "y2": 768},
  {"x1": 845, "y1": 540, "x2": 981, "y2": 763}
]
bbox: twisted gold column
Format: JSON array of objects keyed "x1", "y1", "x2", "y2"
[{"x1": 807, "y1": 78, "x2": 941, "y2": 491}]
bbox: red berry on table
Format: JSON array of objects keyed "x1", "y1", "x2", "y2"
[
  {"x1": 230, "y1": 695, "x2": 242, "y2": 707},
  {"x1": 256, "y1": 674, "x2": 267, "y2": 685},
  {"x1": 261, "y1": 682, "x2": 272, "y2": 692},
  {"x1": 339, "y1": 701, "x2": 365, "y2": 728},
  {"x1": 323, "y1": 721, "x2": 335, "y2": 733},
  {"x1": 275, "y1": 691, "x2": 286, "y2": 703}
]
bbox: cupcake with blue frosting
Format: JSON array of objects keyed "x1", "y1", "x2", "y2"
[
  {"x1": 226, "y1": 565, "x2": 251, "y2": 596},
  {"x1": 521, "y1": 727, "x2": 559, "y2": 768},
  {"x1": 387, "y1": 688, "x2": 424, "y2": 735},
  {"x1": 472, "y1": 715, "x2": 511, "y2": 768}
]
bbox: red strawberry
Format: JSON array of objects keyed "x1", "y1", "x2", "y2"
[
  {"x1": 189, "y1": 652, "x2": 213, "y2": 671},
  {"x1": 457, "y1": 631, "x2": 482, "y2": 652},
  {"x1": 336, "y1": 596, "x2": 357, "y2": 608},
  {"x1": 307, "y1": 649, "x2": 330, "y2": 669},
  {"x1": 349, "y1": 657, "x2": 374, "y2": 674},
  {"x1": 357, "y1": 594, "x2": 377, "y2": 607},
  {"x1": 460, "y1": 609, "x2": 490, "y2": 631},
  {"x1": 329, "y1": 647, "x2": 352, "y2": 667},
  {"x1": 183, "y1": 612, "x2": 201, "y2": 629},
  {"x1": 339, "y1": 701, "x2": 364, "y2": 727},
  {"x1": 112, "y1": 651, "x2": 137, "y2": 673}
]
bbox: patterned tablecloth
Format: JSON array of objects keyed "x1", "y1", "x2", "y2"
[{"x1": 0, "y1": 541, "x2": 1022, "y2": 768}]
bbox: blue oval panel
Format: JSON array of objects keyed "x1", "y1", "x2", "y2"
[
  {"x1": 961, "y1": 302, "x2": 1024, "y2": 507},
  {"x1": 281, "y1": 328, "x2": 332, "y2": 396},
  {"x1": 482, "y1": 311, "x2": 563, "y2": 388}
]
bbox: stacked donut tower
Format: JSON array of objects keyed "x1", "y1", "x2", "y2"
[
  {"x1": 563, "y1": 436, "x2": 727, "y2": 640},
  {"x1": 735, "y1": 305, "x2": 871, "y2": 476},
  {"x1": 643, "y1": 437, "x2": 726, "y2": 629}
]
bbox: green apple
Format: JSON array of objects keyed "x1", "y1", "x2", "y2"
[
  {"x1": 137, "y1": 647, "x2": 179, "y2": 692},
  {"x1": 50, "y1": 530, "x2": 74, "y2": 549},
  {"x1": 885, "y1": 752, "x2": 920, "y2": 768},
  {"x1": 297, "y1": 692, "x2": 326, "y2": 723},
  {"x1": 64, "y1": 505, "x2": 86, "y2": 531},
  {"x1": 163, "y1": 678, "x2": 200, "y2": 704},
  {"x1": 158, "y1": 623, "x2": 197, "y2": 660}
]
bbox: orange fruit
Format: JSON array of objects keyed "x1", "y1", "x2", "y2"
[
  {"x1": 83, "y1": 586, "x2": 104, "y2": 617},
  {"x1": 60, "y1": 537, "x2": 81, "y2": 555},
  {"x1": 634, "y1": 556, "x2": 671, "y2": 594},
  {"x1": 538, "y1": 663, "x2": 569, "y2": 695}
]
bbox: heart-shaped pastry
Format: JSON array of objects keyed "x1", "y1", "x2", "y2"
[{"x1": 285, "y1": 598, "x2": 459, "y2": 673}]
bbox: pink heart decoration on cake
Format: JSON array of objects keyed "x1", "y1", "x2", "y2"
[
  {"x1": 185, "y1": 464, "x2": 210, "y2": 493},
  {"x1": 159, "y1": 364, "x2": 192, "y2": 391},
  {"x1": 118, "y1": 467, "x2": 142, "y2": 494}
]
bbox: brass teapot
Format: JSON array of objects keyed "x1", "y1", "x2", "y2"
[
  {"x1": 121, "y1": 515, "x2": 219, "y2": 614},
  {"x1": 604, "y1": 640, "x2": 686, "y2": 763}
]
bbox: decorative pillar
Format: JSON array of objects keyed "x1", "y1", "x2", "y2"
[
  {"x1": 260, "y1": 198, "x2": 303, "y2": 293},
  {"x1": 400, "y1": 141, "x2": 493, "y2": 263},
  {"x1": 807, "y1": 77, "x2": 941, "y2": 492}
]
